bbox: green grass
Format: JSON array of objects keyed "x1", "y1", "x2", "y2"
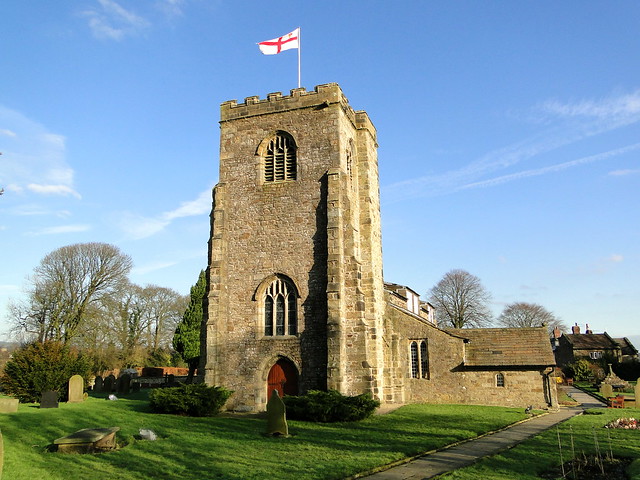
[
  {"x1": 436, "y1": 407, "x2": 640, "y2": 480},
  {"x1": 0, "y1": 391, "x2": 529, "y2": 480}
]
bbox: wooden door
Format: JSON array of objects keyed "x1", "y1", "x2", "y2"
[{"x1": 267, "y1": 358, "x2": 299, "y2": 398}]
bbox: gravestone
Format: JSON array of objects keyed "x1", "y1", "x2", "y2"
[
  {"x1": 635, "y1": 378, "x2": 640, "y2": 403},
  {"x1": 167, "y1": 374, "x2": 175, "y2": 385},
  {"x1": 68, "y1": 375, "x2": 85, "y2": 403},
  {"x1": 117, "y1": 373, "x2": 131, "y2": 394},
  {"x1": 600, "y1": 383, "x2": 613, "y2": 399},
  {"x1": 104, "y1": 375, "x2": 115, "y2": 393},
  {"x1": 265, "y1": 389, "x2": 288, "y2": 436},
  {"x1": 40, "y1": 390, "x2": 59, "y2": 409},
  {"x1": 54, "y1": 427, "x2": 120, "y2": 454},
  {"x1": 0, "y1": 398, "x2": 19, "y2": 413},
  {"x1": 94, "y1": 376, "x2": 103, "y2": 392}
]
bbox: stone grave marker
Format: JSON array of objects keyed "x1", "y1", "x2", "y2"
[
  {"x1": 266, "y1": 389, "x2": 288, "y2": 436},
  {"x1": 635, "y1": 378, "x2": 640, "y2": 404},
  {"x1": 0, "y1": 398, "x2": 19, "y2": 413},
  {"x1": 40, "y1": 390, "x2": 59, "y2": 409},
  {"x1": 117, "y1": 373, "x2": 131, "y2": 394},
  {"x1": 54, "y1": 427, "x2": 120, "y2": 454},
  {"x1": 94, "y1": 376, "x2": 103, "y2": 392},
  {"x1": 104, "y1": 374, "x2": 115, "y2": 393},
  {"x1": 600, "y1": 383, "x2": 613, "y2": 399},
  {"x1": 68, "y1": 375, "x2": 85, "y2": 403}
]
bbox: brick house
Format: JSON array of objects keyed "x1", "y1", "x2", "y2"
[{"x1": 200, "y1": 83, "x2": 557, "y2": 412}]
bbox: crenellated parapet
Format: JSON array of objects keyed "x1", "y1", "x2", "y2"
[{"x1": 220, "y1": 83, "x2": 376, "y2": 141}]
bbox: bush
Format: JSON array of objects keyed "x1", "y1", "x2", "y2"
[
  {"x1": 148, "y1": 383, "x2": 232, "y2": 416},
  {"x1": 0, "y1": 341, "x2": 91, "y2": 403},
  {"x1": 566, "y1": 359, "x2": 595, "y2": 381},
  {"x1": 283, "y1": 390, "x2": 380, "y2": 422}
]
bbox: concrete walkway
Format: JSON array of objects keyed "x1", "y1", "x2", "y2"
[{"x1": 358, "y1": 388, "x2": 605, "y2": 480}]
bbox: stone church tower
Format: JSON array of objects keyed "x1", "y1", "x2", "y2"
[{"x1": 202, "y1": 83, "x2": 388, "y2": 411}]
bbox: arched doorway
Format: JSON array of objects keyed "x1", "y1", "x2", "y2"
[{"x1": 267, "y1": 358, "x2": 299, "y2": 398}]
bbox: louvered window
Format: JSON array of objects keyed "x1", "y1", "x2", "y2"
[{"x1": 264, "y1": 134, "x2": 296, "y2": 182}]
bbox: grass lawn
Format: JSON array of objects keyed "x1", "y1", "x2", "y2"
[
  {"x1": 436, "y1": 407, "x2": 640, "y2": 480},
  {"x1": 0, "y1": 391, "x2": 530, "y2": 480}
]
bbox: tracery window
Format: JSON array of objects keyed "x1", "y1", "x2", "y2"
[
  {"x1": 410, "y1": 340, "x2": 430, "y2": 379},
  {"x1": 410, "y1": 342, "x2": 419, "y2": 378},
  {"x1": 496, "y1": 372, "x2": 505, "y2": 387},
  {"x1": 263, "y1": 276, "x2": 298, "y2": 336},
  {"x1": 420, "y1": 340, "x2": 429, "y2": 379},
  {"x1": 264, "y1": 132, "x2": 296, "y2": 182}
]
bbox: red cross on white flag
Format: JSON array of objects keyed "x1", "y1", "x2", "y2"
[{"x1": 258, "y1": 28, "x2": 300, "y2": 55}]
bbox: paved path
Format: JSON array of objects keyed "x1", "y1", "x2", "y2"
[{"x1": 358, "y1": 388, "x2": 604, "y2": 480}]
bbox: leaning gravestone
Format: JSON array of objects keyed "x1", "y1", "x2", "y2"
[
  {"x1": 94, "y1": 376, "x2": 103, "y2": 392},
  {"x1": 104, "y1": 375, "x2": 115, "y2": 393},
  {"x1": 600, "y1": 383, "x2": 613, "y2": 399},
  {"x1": 117, "y1": 374, "x2": 131, "y2": 394},
  {"x1": 266, "y1": 390, "x2": 288, "y2": 436},
  {"x1": 40, "y1": 390, "x2": 59, "y2": 409},
  {"x1": 68, "y1": 375, "x2": 84, "y2": 403},
  {"x1": 0, "y1": 398, "x2": 19, "y2": 413}
]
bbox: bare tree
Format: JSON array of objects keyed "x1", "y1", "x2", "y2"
[
  {"x1": 428, "y1": 269, "x2": 493, "y2": 328},
  {"x1": 497, "y1": 302, "x2": 567, "y2": 335},
  {"x1": 9, "y1": 243, "x2": 132, "y2": 343}
]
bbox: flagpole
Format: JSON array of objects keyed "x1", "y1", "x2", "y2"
[{"x1": 297, "y1": 27, "x2": 301, "y2": 88}]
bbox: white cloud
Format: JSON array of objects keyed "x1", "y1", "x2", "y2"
[
  {"x1": 27, "y1": 184, "x2": 81, "y2": 199},
  {"x1": 539, "y1": 90, "x2": 640, "y2": 120},
  {"x1": 116, "y1": 187, "x2": 212, "y2": 239},
  {"x1": 609, "y1": 169, "x2": 640, "y2": 176},
  {"x1": 459, "y1": 143, "x2": 640, "y2": 191},
  {"x1": 164, "y1": 189, "x2": 212, "y2": 220},
  {"x1": 0, "y1": 129, "x2": 16, "y2": 137},
  {"x1": 132, "y1": 260, "x2": 178, "y2": 275},
  {"x1": 383, "y1": 89, "x2": 640, "y2": 202},
  {"x1": 155, "y1": 0, "x2": 186, "y2": 18},
  {"x1": 27, "y1": 224, "x2": 91, "y2": 236},
  {"x1": 0, "y1": 105, "x2": 79, "y2": 199},
  {"x1": 82, "y1": 0, "x2": 150, "y2": 40},
  {"x1": 608, "y1": 254, "x2": 624, "y2": 263}
]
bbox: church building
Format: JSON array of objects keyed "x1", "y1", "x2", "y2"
[{"x1": 200, "y1": 83, "x2": 557, "y2": 412}]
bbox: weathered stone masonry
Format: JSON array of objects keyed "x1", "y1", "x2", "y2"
[{"x1": 201, "y1": 83, "x2": 557, "y2": 412}]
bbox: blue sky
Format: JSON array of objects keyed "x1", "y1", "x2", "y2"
[{"x1": 1, "y1": 1, "x2": 639, "y2": 342}]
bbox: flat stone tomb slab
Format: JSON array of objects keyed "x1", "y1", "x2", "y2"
[{"x1": 54, "y1": 427, "x2": 120, "y2": 453}]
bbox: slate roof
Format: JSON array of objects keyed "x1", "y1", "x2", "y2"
[
  {"x1": 564, "y1": 333, "x2": 619, "y2": 351},
  {"x1": 614, "y1": 337, "x2": 638, "y2": 356},
  {"x1": 448, "y1": 327, "x2": 556, "y2": 367}
]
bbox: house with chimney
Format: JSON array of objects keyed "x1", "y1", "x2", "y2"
[{"x1": 552, "y1": 323, "x2": 638, "y2": 367}]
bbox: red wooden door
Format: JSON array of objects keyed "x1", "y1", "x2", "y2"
[{"x1": 267, "y1": 359, "x2": 299, "y2": 398}]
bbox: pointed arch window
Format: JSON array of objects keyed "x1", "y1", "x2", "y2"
[
  {"x1": 409, "y1": 339, "x2": 430, "y2": 379},
  {"x1": 410, "y1": 342, "x2": 419, "y2": 378},
  {"x1": 263, "y1": 276, "x2": 298, "y2": 336},
  {"x1": 496, "y1": 372, "x2": 505, "y2": 387},
  {"x1": 264, "y1": 132, "x2": 297, "y2": 182}
]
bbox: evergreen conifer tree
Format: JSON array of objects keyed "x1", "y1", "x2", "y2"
[{"x1": 173, "y1": 270, "x2": 206, "y2": 382}]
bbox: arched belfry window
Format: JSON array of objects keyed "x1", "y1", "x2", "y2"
[
  {"x1": 263, "y1": 132, "x2": 297, "y2": 182},
  {"x1": 263, "y1": 275, "x2": 298, "y2": 336}
]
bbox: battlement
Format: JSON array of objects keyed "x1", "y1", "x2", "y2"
[{"x1": 220, "y1": 83, "x2": 376, "y2": 139}]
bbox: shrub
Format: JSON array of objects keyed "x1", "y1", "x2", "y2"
[
  {"x1": 283, "y1": 390, "x2": 380, "y2": 422},
  {"x1": 148, "y1": 383, "x2": 232, "y2": 416},
  {"x1": 0, "y1": 341, "x2": 91, "y2": 403},
  {"x1": 566, "y1": 359, "x2": 594, "y2": 381}
]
